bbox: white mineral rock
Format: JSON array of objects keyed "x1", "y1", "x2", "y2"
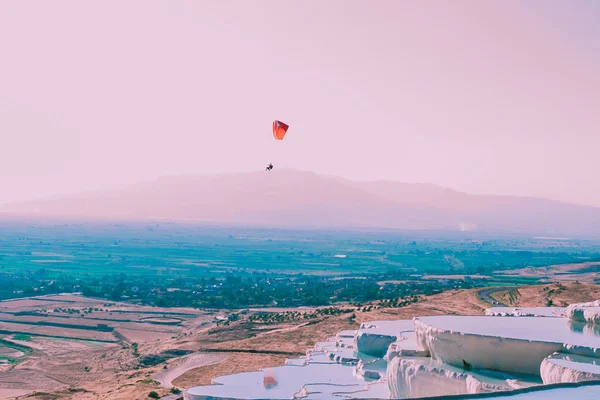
[
  {"x1": 414, "y1": 316, "x2": 600, "y2": 375},
  {"x1": 540, "y1": 352, "x2": 600, "y2": 384},
  {"x1": 354, "y1": 320, "x2": 414, "y2": 357}
]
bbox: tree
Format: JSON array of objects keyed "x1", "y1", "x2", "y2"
[{"x1": 148, "y1": 391, "x2": 159, "y2": 399}]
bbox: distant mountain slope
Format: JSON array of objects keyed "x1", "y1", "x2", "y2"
[
  {"x1": 351, "y1": 179, "x2": 600, "y2": 236},
  {"x1": 2, "y1": 169, "x2": 600, "y2": 236}
]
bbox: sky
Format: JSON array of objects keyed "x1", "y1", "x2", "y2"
[{"x1": 0, "y1": 1, "x2": 599, "y2": 206}]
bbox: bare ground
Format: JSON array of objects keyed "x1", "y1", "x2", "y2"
[
  {"x1": 172, "y1": 352, "x2": 289, "y2": 388},
  {"x1": 7, "y1": 283, "x2": 600, "y2": 399},
  {"x1": 490, "y1": 282, "x2": 600, "y2": 308}
]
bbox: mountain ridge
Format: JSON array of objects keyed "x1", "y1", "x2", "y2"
[{"x1": 2, "y1": 169, "x2": 599, "y2": 237}]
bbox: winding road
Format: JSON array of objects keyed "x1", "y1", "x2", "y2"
[
  {"x1": 154, "y1": 352, "x2": 226, "y2": 389},
  {"x1": 477, "y1": 287, "x2": 508, "y2": 307}
]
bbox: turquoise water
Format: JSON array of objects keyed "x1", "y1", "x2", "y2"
[
  {"x1": 186, "y1": 363, "x2": 381, "y2": 399},
  {"x1": 483, "y1": 385, "x2": 600, "y2": 399}
]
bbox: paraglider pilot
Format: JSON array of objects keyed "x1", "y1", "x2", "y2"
[{"x1": 266, "y1": 120, "x2": 288, "y2": 171}]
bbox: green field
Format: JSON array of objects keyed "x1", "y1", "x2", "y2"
[
  {"x1": 1, "y1": 220, "x2": 599, "y2": 307},
  {"x1": 2, "y1": 221, "x2": 598, "y2": 278},
  {"x1": 0, "y1": 337, "x2": 32, "y2": 364}
]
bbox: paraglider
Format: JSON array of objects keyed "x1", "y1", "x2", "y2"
[
  {"x1": 272, "y1": 120, "x2": 289, "y2": 140},
  {"x1": 266, "y1": 120, "x2": 289, "y2": 171}
]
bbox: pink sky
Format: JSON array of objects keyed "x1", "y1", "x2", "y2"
[{"x1": 0, "y1": 1, "x2": 598, "y2": 206}]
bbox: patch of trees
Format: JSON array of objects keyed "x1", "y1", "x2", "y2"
[
  {"x1": 139, "y1": 349, "x2": 192, "y2": 366},
  {"x1": 0, "y1": 266, "x2": 484, "y2": 310}
]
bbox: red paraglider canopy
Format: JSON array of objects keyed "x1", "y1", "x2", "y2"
[{"x1": 272, "y1": 120, "x2": 289, "y2": 140}]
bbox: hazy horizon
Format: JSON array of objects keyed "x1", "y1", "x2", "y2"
[
  {"x1": 1, "y1": 168, "x2": 599, "y2": 209},
  {"x1": 1, "y1": 1, "x2": 599, "y2": 206},
  {"x1": 4, "y1": 168, "x2": 600, "y2": 239}
]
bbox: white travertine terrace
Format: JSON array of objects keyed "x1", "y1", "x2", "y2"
[
  {"x1": 567, "y1": 300, "x2": 600, "y2": 325},
  {"x1": 186, "y1": 303, "x2": 600, "y2": 399},
  {"x1": 384, "y1": 331, "x2": 429, "y2": 360},
  {"x1": 355, "y1": 320, "x2": 414, "y2": 357},
  {"x1": 541, "y1": 352, "x2": 600, "y2": 384},
  {"x1": 185, "y1": 324, "x2": 388, "y2": 400},
  {"x1": 568, "y1": 306, "x2": 600, "y2": 325},
  {"x1": 356, "y1": 358, "x2": 387, "y2": 380},
  {"x1": 414, "y1": 315, "x2": 600, "y2": 375},
  {"x1": 185, "y1": 362, "x2": 384, "y2": 399},
  {"x1": 485, "y1": 307, "x2": 566, "y2": 318},
  {"x1": 387, "y1": 356, "x2": 542, "y2": 399}
]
